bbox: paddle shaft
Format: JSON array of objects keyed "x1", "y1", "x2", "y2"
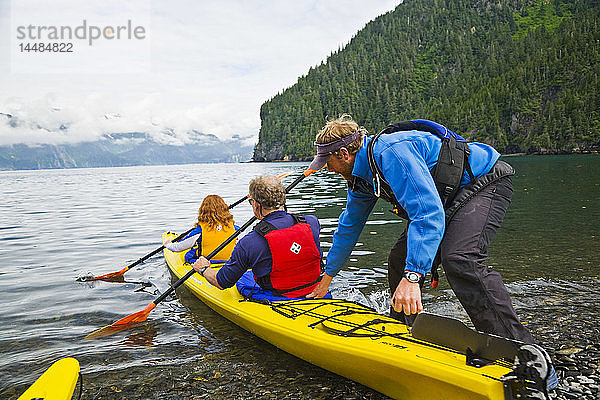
[
  {"x1": 104, "y1": 193, "x2": 255, "y2": 276},
  {"x1": 154, "y1": 171, "x2": 310, "y2": 305},
  {"x1": 154, "y1": 215, "x2": 256, "y2": 304},
  {"x1": 228, "y1": 194, "x2": 249, "y2": 209},
  {"x1": 122, "y1": 228, "x2": 193, "y2": 271},
  {"x1": 226, "y1": 172, "x2": 290, "y2": 209}
]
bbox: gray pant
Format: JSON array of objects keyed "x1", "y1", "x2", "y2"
[{"x1": 388, "y1": 176, "x2": 535, "y2": 343}]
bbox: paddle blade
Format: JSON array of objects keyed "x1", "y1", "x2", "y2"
[
  {"x1": 81, "y1": 267, "x2": 129, "y2": 282},
  {"x1": 85, "y1": 302, "x2": 156, "y2": 339},
  {"x1": 84, "y1": 322, "x2": 137, "y2": 339},
  {"x1": 276, "y1": 171, "x2": 293, "y2": 179},
  {"x1": 303, "y1": 166, "x2": 325, "y2": 176}
]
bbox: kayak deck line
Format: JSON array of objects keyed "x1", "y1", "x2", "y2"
[
  {"x1": 161, "y1": 232, "x2": 550, "y2": 400},
  {"x1": 268, "y1": 298, "x2": 506, "y2": 364}
]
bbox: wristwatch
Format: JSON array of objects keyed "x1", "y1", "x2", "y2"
[
  {"x1": 200, "y1": 266, "x2": 209, "y2": 276},
  {"x1": 404, "y1": 271, "x2": 421, "y2": 284}
]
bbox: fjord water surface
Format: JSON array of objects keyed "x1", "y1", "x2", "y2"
[{"x1": 1, "y1": 156, "x2": 598, "y2": 399}]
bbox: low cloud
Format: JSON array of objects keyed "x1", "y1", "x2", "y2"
[
  {"x1": 0, "y1": 94, "x2": 258, "y2": 146},
  {"x1": 0, "y1": 0, "x2": 400, "y2": 146}
]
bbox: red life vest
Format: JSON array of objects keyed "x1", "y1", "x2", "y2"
[{"x1": 254, "y1": 214, "x2": 322, "y2": 298}]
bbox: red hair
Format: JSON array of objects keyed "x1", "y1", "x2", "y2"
[{"x1": 195, "y1": 195, "x2": 234, "y2": 229}]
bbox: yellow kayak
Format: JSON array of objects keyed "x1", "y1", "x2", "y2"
[
  {"x1": 162, "y1": 232, "x2": 549, "y2": 400},
  {"x1": 17, "y1": 357, "x2": 80, "y2": 400}
]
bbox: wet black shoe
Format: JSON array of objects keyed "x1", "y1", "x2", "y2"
[{"x1": 502, "y1": 344, "x2": 555, "y2": 399}]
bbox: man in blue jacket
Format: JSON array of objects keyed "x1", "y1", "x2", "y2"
[
  {"x1": 307, "y1": 114, "x2": 532, "y2": 341},
  {"x1": 306, "y1": 115, "x2": 558, "y2": 392}
]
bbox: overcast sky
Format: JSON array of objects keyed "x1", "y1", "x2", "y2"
[{"x1": 0, "y1": 0, "x2": 399, "y2": 146}]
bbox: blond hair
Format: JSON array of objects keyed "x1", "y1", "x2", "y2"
[{"x1": 315, "y1": 114, "x2": 368, "y2": 154}]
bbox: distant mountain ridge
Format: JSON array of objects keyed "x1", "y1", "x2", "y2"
[{"x1": 0, "y1": 113, "x2": 253, "y2": 170}]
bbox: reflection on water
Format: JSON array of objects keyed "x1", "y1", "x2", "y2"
[{"x1": 0, "y1": 156, "x2": 599, "y2": 399}]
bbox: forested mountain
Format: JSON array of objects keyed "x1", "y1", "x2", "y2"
[{"x1": 254, "y1": 0, "x2": 599, "y2": 161}]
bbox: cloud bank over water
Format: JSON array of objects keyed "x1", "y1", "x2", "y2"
[
  {"x1": 0, "y1": 0, "x2": 399, "y2": 146},
  {"x1": 0, "y1": 94, "x2": 256, "y2": 146}
]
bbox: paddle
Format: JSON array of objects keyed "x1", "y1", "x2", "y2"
[
  {"x1": 81, "y1": 171, "x2": 293, "y2": 282},
  {"x1": 85, "y1": 168, "x2": 319, "y2": 339}
]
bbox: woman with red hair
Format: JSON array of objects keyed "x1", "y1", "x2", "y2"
[{"x1": 163, "y1": 195, "x2": 238, "y2": 264}]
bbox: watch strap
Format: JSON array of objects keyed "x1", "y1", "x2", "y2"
[{"x1": 404, "y1": 270, "x2": 421, "y2": 283}]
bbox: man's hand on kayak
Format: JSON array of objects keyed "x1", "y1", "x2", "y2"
[
  {"x1": 192, "y1": 257, "x2": 223, "y2": 289},
  {"x1": 391, "y1": 276, "x2": 423, "y2": 315},
  {"x1": 306, "y1": 273, "x2": 333, "y2": 298},
  {"x1": 192, "y1": 256, "x2": 210, "y2": 271}
]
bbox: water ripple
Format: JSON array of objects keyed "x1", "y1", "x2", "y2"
[{"x1": 1, "y1": 158, "x2": 599, "y2": 399}]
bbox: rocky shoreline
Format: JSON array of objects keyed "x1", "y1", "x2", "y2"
[
  {"x1": 523, "y1": 286, "x2": 600, "y2": 400},
  {"x1": 551, "y1": 343, "x2": 599, "y2": 399}
]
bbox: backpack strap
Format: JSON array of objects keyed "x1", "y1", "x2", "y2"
[
  {"x1": 291, "y1": 214, "x2": 306, "y2": 225},
  {"x1": 431, "y1": 134, "x2": 469, "y2": 207},
  {"x1": 366, "y1": 129, "x2": 396, "y2": 200},
  {"x1": 253, "y1": 220, "x2": 277, "y2": 237},
  {"x1": 254, "y1": 214, "x2": 306, "y2": 237},
  {"x1": 367, "y1": 120, "x2": 473, "y2": 208}
]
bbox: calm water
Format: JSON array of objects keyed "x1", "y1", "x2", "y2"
[{"x1": 1, "y1": 155, "x2": 599, "y2": 399}]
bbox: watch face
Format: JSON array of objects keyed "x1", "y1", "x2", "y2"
[{"x1": 405, "y1": 271, "x2": 420, "y2": 283}]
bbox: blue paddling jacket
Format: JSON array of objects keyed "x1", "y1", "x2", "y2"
[{"x1": 325, "y1": 130, "x2": 500, "y2": 277}]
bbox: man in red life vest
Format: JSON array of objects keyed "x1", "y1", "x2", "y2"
[{"x1": 193, "y1": 175, "x2": 323, "y2": 298}]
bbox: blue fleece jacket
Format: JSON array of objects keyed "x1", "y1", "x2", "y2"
[{"x1": 325, "y1": 130, "x2": 500, "y2": 277}]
